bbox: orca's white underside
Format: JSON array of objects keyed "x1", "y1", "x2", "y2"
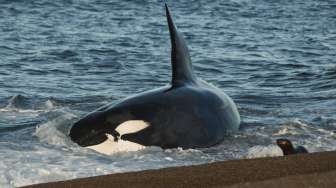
[{"x1": 86, "y1": 120, "x2": 149, "y2": 154}]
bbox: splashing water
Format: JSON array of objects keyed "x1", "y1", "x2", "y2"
[{"x1": 1, "y1": 0, "x2": 336, "y2": 187}]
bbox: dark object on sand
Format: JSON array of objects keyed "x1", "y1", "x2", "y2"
[
  {"x1": 276, "y1": 139, "x2": 308, "y2": 155},
  {"x1": 69, "y1": 4, "x2": 240, "y2": 150}
]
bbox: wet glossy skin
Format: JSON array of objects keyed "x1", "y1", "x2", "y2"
[
  {"x1": 69, "y1": 5, "x2": 240, "y2": 149},
  {"x1": 276, "y1": 139, "x2": 308, "y2": 155},
  {"x1": 70, "y1": 80, "x2": 240, "y2": 149}
]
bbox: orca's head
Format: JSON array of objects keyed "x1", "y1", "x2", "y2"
[
  {"x1": 69, "y1": 111, "x2": 109, "y2": 147},
  {"x1": 69, "y1": 110, "x2": 150, "y2": 148}
]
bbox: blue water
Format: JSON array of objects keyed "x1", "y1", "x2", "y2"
[{"x1": 1, "y1": 0, "x2": 336, "y2": 187}]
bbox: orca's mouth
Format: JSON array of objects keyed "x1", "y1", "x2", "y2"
[
  {"x1": 74, "y1": 133, "x2": 108, "y2": 147},
  {"x1": 69, "y1": 118, "x2": 148, "y2": 147},
  {"x1": 69, "y1": 125, "x2": 109, "y2": 147}
]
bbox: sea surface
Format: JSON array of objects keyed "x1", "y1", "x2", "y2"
[{"x1": 0, "y1": 0, "x2": 335, "y2": 187}]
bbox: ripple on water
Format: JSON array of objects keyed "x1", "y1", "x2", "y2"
[{"x1": 0, "y1": 0, "x2": 336, "y2": 187}]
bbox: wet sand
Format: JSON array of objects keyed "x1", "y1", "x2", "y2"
[{"x1": 23, "y1": 151, "x2": 336, "y2": 188}]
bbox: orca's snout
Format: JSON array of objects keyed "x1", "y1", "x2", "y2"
[
  {"x1": 70, "y1": 122, "x2": 108, "y2": 147},
  {"x1": 69, "y1": 122, "x2": 89, "y2": 146},
  {"x1": 69, "y1": 112, "x2": 108, "y2": 147}
]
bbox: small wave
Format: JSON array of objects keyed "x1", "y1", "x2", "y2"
[
  {"x1": 44, "y1": 100, "x2": 55, "y2": 110},
  {"x1": 6, "y1": 94, "x2": 29, "y2": 109},
  {"x1": 313, "y1": 116, "x2": 336, "y2": 130},
  {"x1": 273, "y1": 119, "x2": 333, "y2": 136},
  {"x1": 47, "y1": 50, "x2": 79, "y2": 60},
  {"x1": 324, "y1": 66, "x2": 336, "y2": 78},
  {"x1": 0, "y1": 108, "x2": 45, "y2": 114},
  {"x1": 279, "y1": 62, "x2": 310, "y2": 69},
  {"x1": 34, "y1": 113, "x2": 77, "y2": 147},
  {"x1": 274, "y1": 119, "x2": 309, "y2": 135},
  {"x1": 272, "y1": 119, "x2": 336, "y2": 152},
  {"x1": 0, "y1": 121, "x2": 39, "y2": 133},
  {"x1": 0, "y1": 95, "x2": 56, "y2": 113}
]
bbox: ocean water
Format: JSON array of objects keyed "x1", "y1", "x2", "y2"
[{"x1": 0, "y1": 0, "x2": 336, "y2": 187}]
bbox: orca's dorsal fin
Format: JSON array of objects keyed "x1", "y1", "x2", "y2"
[{"x1": 165, "y1": 4, "x2": 196, "y2": 86}]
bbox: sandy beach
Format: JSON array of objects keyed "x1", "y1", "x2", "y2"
[{"x1": 23, "y1": 151, "x2": 336, "y2": 188}]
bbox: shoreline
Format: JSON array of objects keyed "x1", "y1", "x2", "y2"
[{"x1": 23, "y1": 151, "x2": 336, "y2": 188}]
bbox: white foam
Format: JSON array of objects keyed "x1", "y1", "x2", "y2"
[
  {"x1": 245, "y1": 145, "x2": 283, "y2": 159},
  {"x1": 86, "y1": 120, "x2": 150, "y2": 155},
  {"x1": 0, "y1": 108, "x2": 44, "y2": 113},
  {"x1": 5, "y1": 114, "x2": 336, "y2": 188},
  {"x1": 87, "y1": 134, "x2": 146, "y2": 155},
  {"x1": 34, "y1": 114, "x2": 77, "y2": 146},
  {"x1": 44, "y1": 100, "x2": 54, "y2": 110}
]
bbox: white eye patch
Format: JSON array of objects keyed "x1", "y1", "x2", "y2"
[
  {"x1": 115, "y1": 120, "x2": 150, "y2": 136},
  {"x1": 86, "y1": 120, "x2": 150, "y2": 155}
]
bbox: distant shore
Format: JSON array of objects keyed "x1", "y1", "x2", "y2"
[{"x1": 23, "y1": 151, "x2": 336, "y2": 188}]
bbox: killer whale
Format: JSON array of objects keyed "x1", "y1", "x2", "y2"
[{"x1": 69, "y1": 5, "x2": 240, "y2": 152}]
